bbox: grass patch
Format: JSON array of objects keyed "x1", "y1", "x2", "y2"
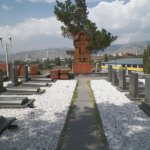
[
  {"x1": 87, "y1": 80, "x2": 108, "y2": 148},
  {"x1": 56, "y1": 80, "x2": 78, "y2": 150}
]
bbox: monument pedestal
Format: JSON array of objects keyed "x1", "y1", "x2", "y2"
[{"x1": 73, "y1": 62, "x2": 92, "y2": 74}]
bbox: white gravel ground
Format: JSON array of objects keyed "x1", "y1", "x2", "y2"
[
  {"x1": 0, "y1": 80, "x2": 77, "y2": 150},
  {"x1": 91, "y1": 80, "x2": 150, "y2": 150}
]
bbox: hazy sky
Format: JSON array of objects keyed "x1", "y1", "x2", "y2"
[{"x1": 0, "y1": 0, "x2": 150, "y2": 53}]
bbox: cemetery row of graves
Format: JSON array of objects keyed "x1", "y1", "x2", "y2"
[
  {"x1": 107, "y1": 65, "x2": 150, "y2": 116},
  {"x1": 0, "y1": 65, "x2": 77, "y2": 149},
  {"x1": 90, "y1": 66, "x2": 150, "y2": 149},
  {"x1": 0, "y1": 64, "x2": 150, "y2": 149}
]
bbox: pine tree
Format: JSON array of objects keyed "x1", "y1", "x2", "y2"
[
  {"x1": 54, "y1": 0, "x2": 117, "y2": 53},
  {"x1": 104, "y1": 54, "x2": 109, "y2": 62},
  {"x1": 143, "y1": 45, "x2": 150, "y2": 74}
]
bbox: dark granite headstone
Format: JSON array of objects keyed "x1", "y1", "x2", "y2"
[
  {"x1": 140, "y1": 76, "x2": 150, "y2": 116},
  {"x1": 0, "y1": 70, "x2": 3, "y2": 92},
  {"x1": 129, "y1": 73, "x2": 138, "y2": 98},
  {"x1": 112, "y1": 70, "x2": 118, "y2": 86},
  {"x1": 11, "y1": 67, "x2": 18, "y2": 86},
  {"x1": 119, "y1": 70, "x2": 126, "y2": 90},
  {"x1": 145, "y1": 76, "x2": 150, "y2": 103},
  {"x1": 24, "y1": 65, "x2": 30, "y2": 81},
  {"x1": 108, "y1": 65, "x2": 112, "y2": 81}
]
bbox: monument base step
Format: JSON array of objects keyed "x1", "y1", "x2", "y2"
[
  {"x1": 116, "y1": 86, "x2": 129, "y2": 92},
  {"x1": 21, "y1": 81, "x2": 52, "y2": 87},
  {"x1": 4, "y1": 86, "x2": 45, "y2": 95},
  {"x1": 21, "y1": 78, "x2": 52, "y2": 82},
  {"x1": 125, "y1": 94, "x2": 144, "y2": 102},
  {"x1": 73, "y1": 63, "x2": 92, "y2": 74}
]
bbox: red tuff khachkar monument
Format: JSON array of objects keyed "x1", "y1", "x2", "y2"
[{"x1": 73, "y1": 31, "x2": 93, "y2": 73}]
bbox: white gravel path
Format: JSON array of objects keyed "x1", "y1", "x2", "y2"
[
  {"x1": 0, "y1": 80, "x2": 77, "y2": 150},
  {"x1": 91, "y1": 80, "x2": 150, "y2": 150}
]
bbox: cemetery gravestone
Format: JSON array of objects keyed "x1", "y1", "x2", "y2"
[
  {"x1": 108, "y1": 65, "x2": 112, "y2": 81},
  {"x1": 11, "y1": 67, "x2": 19, "y2": 86},
  {"x1": 129, "y1": 73, "x2": 138, "y2": 98},
  {"x1": 73, "y1": 31, "x2": 92, "y2": 73},
  {"x1": 0, "y1": 70, "x2": 4, "y2": 92},
  {"x1": 140, "y1": 76, "x2": 150, "y2": 116},
  {"x1": 119, "y1": 70, "x2": 127, "y2": 90},
  {"x1": 24, "y1": 65, "x2": 30, "y2": 81},
  {"x1": 112, "y1": 70, "x2": 118, "y2": 86}
]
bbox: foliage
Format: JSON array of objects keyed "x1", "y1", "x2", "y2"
[
  {"x1": 104, "y1": 54, "x2": 109, "y2": 62},
  {"x1": 55, "y1": 57, "x2": 61, "y2": 66},
  {"x1": 66, "y1": 50, "x2": 74, "y2": 56},
  {"x1": 143, "y1": 45, "x2": 150, "y2": 74},
  {"x1": 64, "y1": 58, "x2": 73, "y2": 68},
  {"x1": 54, "y1": 0, "x2": 117, "y2": 52},
  {"x1": 14, "y1": 60, "x2": 26, "y2": 66}
]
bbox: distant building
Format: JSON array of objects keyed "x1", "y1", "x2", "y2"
[
  {"x1": 102, "y1": 58, "x2": 143, "y2": 73},
  {"x1": 25, "y1": 54, "x2": 32, "y2": 62}
]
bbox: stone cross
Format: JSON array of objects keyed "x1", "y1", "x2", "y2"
[
  {"x1": 11, "y1": 67, "x2": 18, "y2": 85},
  {"x1": 108, "y1": 65, "x2": 112, "y2": 81},
  {"x1": 129, "y1": 73, "x2": 138, "y2": 98},
  {"x1": 112, "y1": 70, "x2": 118, "y2": 86},
  {"x1": 119, "y1": 70, "x2": 126, "y2": 90},
  {"x1": 24, "y1": 65, "x2": 29, "y2": 81},
  {"x1": 0, "y1": 70, "x2": 4, "y2": 92},
  {"x1": 73, "y1": 31, "x2": 92, "y2": 73}
]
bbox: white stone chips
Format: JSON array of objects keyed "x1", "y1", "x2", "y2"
[
  {"x1": 0, "y1": 80, "x2": 77, "y2": 150},
  {"x1": 91, "y1": 80, "x2": 150, "y2": 150}
]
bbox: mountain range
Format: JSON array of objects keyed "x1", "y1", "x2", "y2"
[
  {"x1": 101, "y1": 41, "x2": 149, "y2": 54},
  {"x1": 0, "y1": 41, "x2": 149, "y2": 61}
]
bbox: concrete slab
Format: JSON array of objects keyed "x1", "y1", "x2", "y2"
[
  {"x1": 0, "y1": 97, "x2": 35, "y2": 108},
  {"x1": 60, "y1": 76, "x2": 108, "y2": 150}
]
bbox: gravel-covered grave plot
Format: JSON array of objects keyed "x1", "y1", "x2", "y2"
[
  {"x1": 91, "y1": 80, "x2": 150, "y2": 150},
  {"x1": 0, "y1": 80, "x2": 77, "y2": 150}
]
